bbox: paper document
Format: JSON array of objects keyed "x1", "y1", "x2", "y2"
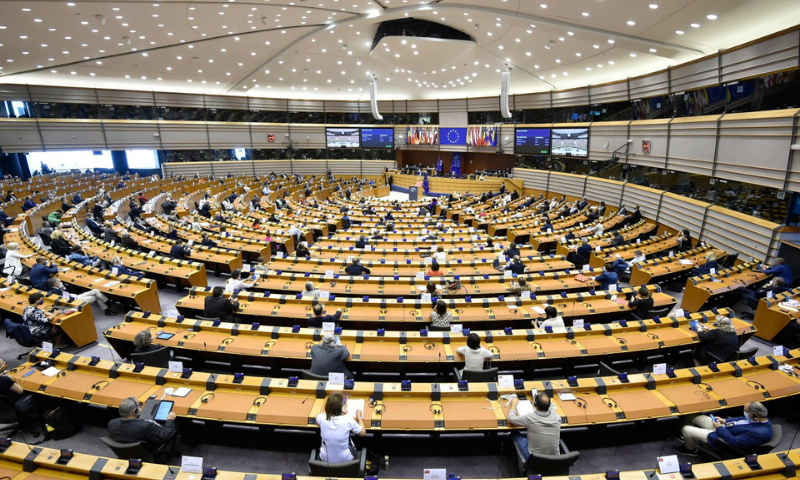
[
  {"x1": 678, "y1": 259, "x2": 694, "y2": 265},
  {"x1": 42, "y1": 367, "x2": 61, "y2": 377},
  {"x1": 514, "y1": 400, "x2": 534, "y2": 417},
  {"x1": 104, "y1": 281, "x2": 121, "y2": 288},
  {"x1": 346, "y1": 399, "x2": 365, "y2": 418},
  {"x1": 557, "y1": 392, "x2": 577, "y2": 401},
  {"x1": 172, "y1": 387, "x2": 192, "y2": 397},
  {"x1": 532, "y1": 306, "x2": 546, "y2": 315}
]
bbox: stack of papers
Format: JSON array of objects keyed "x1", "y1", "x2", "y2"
[
  {"x1": 172, "y1": 387, "x2": 192, "y2": 397},
  {"x1": 678, "y1": 259, "x2": 694, "y2": 265},
  {"x1": 345, "y1": 398, "x2": 365, "y2": 418},
  {"x1": 514, "y1": 400, "x2": 534, "y2": 417}
]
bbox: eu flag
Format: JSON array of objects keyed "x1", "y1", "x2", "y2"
[
  {"x1": 436, "y1": 156, "x2": 443, "y2": 173},
  {"x1": 422, "y1": 173, "x2": 430, "y2": 196}
]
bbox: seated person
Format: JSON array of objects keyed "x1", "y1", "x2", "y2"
[
  {"x1": 755, "y1": 257, "x2": 794, "y2": 286},
  {"x1": 225, "y1": 269, "x2": 254, "y2": 292},
  {"x1": 427, "y1": 261, "x2": 444, "y2": 277},
  {"x1": 0, "y1": 207, "x2": 15, "y2": 227},
  {"x1": 344, "y1": 258, "x2": 371, "y2": 276},
  {"x1": 0, "y1": 360, "x2": 26, "y2": 407},
  {"x1": 68, "y1": 245, "x2": 103, "y2": 268},
  {"x1": 85, "y1": 213, "x2": 104, "y2": 236},
  {"x1": 432, "y1": 246, "x2": 447, "y2": 264},
  {"x1": 133, "y1": 330, "x2": 161, "y2": 353},
  {"x1": 456, "y1": 333, "x2": 493, "y2": 373},
  {"x1": 690, "y1": 252, "x2": 718, "y2": 276},
  {"x1": 315, "y1": 393, "x2": 365, "y2": 463},
  {"x1": 591, "y1": 263, "x2": 618, "y2": 290},
  {"x1": 203, "y1": 286, "x2": 239, "y2": 322},
  {"x1": 253, "y1": 256, "x2": 269, "y2": 274},
  {"x1": 505, "y1": 255, "x2": 525, "y2": 275},
  {"x1": 610, "y1": 255, "x2": 629, "y2": 276},
  {"x1": 169, "y1": 239, "x2": 191, "y2": 260},
  {"x1": 692, "y1": 316, "x2": 738, "y2": 366},
  {"x1": 200, "y1": 232, "x2": 217, "y2": 248},
  {"x1": 119, "y1": 230, "x2": 140, "y2": 251},
  {"x1": 430, "y1": 299, "x2": 452, "y2": 328},
  {"x1": 110, "y1": 256, "x2": 137, "y2": 277},
  {"x1": 627, "y1": 286, "x2": 654, "y2": 320},
  {"x1": 47, "y1": 210, "x2": 63, "y2": 227},
  {"x1": 738, "y1": 277, "x2": 787, "y2": 310},
  {"x1": 295, "y1": 241, "x2": 311, "y2": 258},
  {"x1": 355, "y1": 236, "x2": 368, "y2": 249},
  {"x1": 567, "y1": 238, "x2": 592, "y2": 266},
  {"x1": 30, "y1": 256, "x2": 58, "y2": 290},
  {"x1": 107, "y1": 397, "x2": 176, "y2": 454},
  {"x1": 536, "y1": 305, "x2": 565, "y2": 329},
  {"x1": 47, "y1": 278, "x2": 114, "y2": 316},
  {"x1": 421, "y1": 281, "x2": 437, "y2": 298},
  {"x1": 23, "y1": 292, "x2": 64, "y2": 347},
  {"x1": 504, "y1": 242, "x2": 520, "y2": 259},
  {"x1": 508, "y1": 392, "x2": 562, "y2": 461},
  {"x1": 301, "y1": 281, "x2": 320, "y2": 299},
  {"x1": 510, "y1": 277, "x2": 531, "y2": 296},
  {"x1": 628, "y1": 250, "x2": 647, "y2": 269},
  {"x1": 773, "y1": 316, "x2": 800, "y2": 349},
  {"x1": 49, "y1": 230, "x2": 71, "y2": 256},
  {"x1": 677, "y1": 228, "x2": 693, "y2": 252},
  {"x1": 309, "y1": 304, "x2": 342, "y2": 329},
  {"x1": 674, "y1": 401, "x2": 772, "y2": 457},
  {"x1": 611, "y1": 232, "x2": 625, "y2": 247},
  {"x1": 310, "y1": 333, "x2": 352, "y2": 379}
]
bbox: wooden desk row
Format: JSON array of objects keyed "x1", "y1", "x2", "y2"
[
  {"x1": 104, "y1": 308, "x2": 752, "y2": 374},
  {"x1": 5, "y1": 229, "x2": 162, "y2": 314},
  {"x1": 681, "y1": 263, "x2": 769, "y2": 312},
  {"x1": 753, "y1": 287, "x2": 800, "y2": 342},
  {"x1": 584, "y1": 233, "x2": 678, "y2": 268},
  {"x1": 238, "y1": 266, "x2": 629, "y2": 298},
  {"x1": 146, "y1": 215, "x2": 271, "y2": 261},
  {"x1": 110, "y1": 223, "x2": 244, "y2": 275},
  {"x1": 630, "y1": 246, "x2": 725, "y2": 286},
  {"x1": 175, "y1": 284, "x2": 677, "y2": 329},
  {"x1": 0, "y1": 279, "x2": 96, "y2": 347},
  {"x1": 264, "y1": 254, "x2": 574, "y2": 277},
  {"x1": 1, "y1": 442, "x2": 797, "y2": 480},
  {"x1": 8, "y1": 348, "x2": 800, "y2": 432},
  {"x1": 514, "y1": 214, "x2": 626, "y2": 246},
  {"x1": 64, "y1": 221, "x2": 208, "y2": 289}
]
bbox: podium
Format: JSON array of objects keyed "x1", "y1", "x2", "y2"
[{"x1": 409, "y1": 186, "x2": 420, "y2": 201}]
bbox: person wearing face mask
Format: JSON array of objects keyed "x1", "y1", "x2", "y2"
[
  {"x1": 691, "y1": 316, "x2": 739, "y2": 366},
  {"x1": 22, "y1": 292, "x2": 65, "y2": 347},
  {"x1": 674, "y1": 401, "x2": 772, "y2": 457}
]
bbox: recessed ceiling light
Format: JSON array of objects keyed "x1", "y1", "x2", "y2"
[
  {"x1": 540, "y1": 4, "x2": 546, "y2": 8},
  {"x1": 649, "y1": 4, "x2": 658, "y2": 9},
  {"x1": 707, "y1": 14, "x2": 717, "y2": 20},
  {"x1": 630, "y1": 53, "x2": 637, "y2": 57},
  {"x1": 676, "y1": 30, "x2": 684, "y2": 34},
  {"x1": 608, "y1": 61, "x2": 615, "y2": 65},
  {"x1": 608, "y1": 39, "x2": 615, "y2": 44},
  {"x1": 582, "y1": 12, "x2": 589, "y2": 16},
  {"x1": 649, "y1": 48, "x2": 657, "y2": 52},
  {"x1": 593, "y1": 44, "x2": 599, "y2": 49},
  {"x1": 627, "y1": 20, "x2": 635, "y2": 26},
  {"x1": 691, "y1": 23, "x2": 700, "y2": 28}
]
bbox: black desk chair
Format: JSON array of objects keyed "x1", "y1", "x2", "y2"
[
  {"x1": 428, "y1": 325, "x2": 451, "y2": 332},
  {"x1": 512, "y1": 438, "x2": 579, "y2": 476},
  {"x1": 301, "y1": 369, "x2": 329, "y2": 381},
  {"x1": 697, "y1": 424, "x2": 782, "y2": 460},
  {"x1": 308, "y1": 447, "x2": 367, "y2": 477},
  {"x1": 3, "y1": 319, "x2": 38, "y2": 360},
  {"x1": 130, "y1": 346, "x2": 171, "y2": 368},
  {"x1": 196, "y1": 315, "x2": 220, "y2": 322},
  {"x1": 453, "y1": 367, "x2": 498, "y2": 382},
  {"x1": 100, "y1": 437, "x2": 156, "y2": 463},
  {"x1": 736, "y1": 347, "x2": 759, "y2": 360}
]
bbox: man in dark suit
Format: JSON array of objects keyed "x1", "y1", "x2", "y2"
[
  {"x1": 169, "y1": 239, "x2": 191, "y2": 260},
  {"x1": 108, "y1": 397, "x2": 177, "y2": 455},
  {"x1": 21, "y1": 196, "x2": 36, "y2": 212},
  {"x1": 505, "y1": 256, "x2": 526, "y2": 275},
  {"x1": 0, "y1": 206, "x2": 14, "y2": 226},
  {"x1": 345, "y1": 258, "x2": 371, "y2": 276},
  {"x1": 203, "y1": 286, "x2": 238, "y2": 321},
  {"x1": 308, "y1": 304, "x2": 342, "y2": 328},
  {"x1": 675, "y1": 401, "x2": 772, "y2": 457}
]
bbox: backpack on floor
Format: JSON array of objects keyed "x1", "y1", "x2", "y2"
[{"x1": 43, "y1": 403, "x2": 83, "y2": 440}]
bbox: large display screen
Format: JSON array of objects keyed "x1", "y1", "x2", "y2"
[
  {"x1": 515, "y1": 128, "x2": 551, "y2": 155},
  {"x1": 551, "y1": 128, "x2": 589, "y2": 157},
  {"x1": 326, "y1": 127, "x2": 360, "y2": 148},
  {"x1": 360, "y1": 128, "x2": 394, "y2": 149}
]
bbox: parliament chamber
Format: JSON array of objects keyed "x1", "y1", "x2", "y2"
[{"x1": 1, "y1": 2, "x2": 800, "y2": 480}]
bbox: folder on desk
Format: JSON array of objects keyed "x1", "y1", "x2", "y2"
[
  {"x1": 614, "y1": 297, "x2": 628, "y2": 306},
  {"x1": 574, "y1": 274, "x2": 590, "y2": 283}
]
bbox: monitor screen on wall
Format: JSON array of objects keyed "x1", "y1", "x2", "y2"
[
  {"x1": 360, "y1": 128, "x2": 394, "y2": 149},
  {"x1": 551, "y1": 128, "x2": 589, "y2": 157},
  {"x1": 515, "y1": 128, "x2": 551, "y2": 155},
  {"x1": 326, "y1": 127, "x2": 360, "y2": 148}
]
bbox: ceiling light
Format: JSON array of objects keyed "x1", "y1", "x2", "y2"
[
  {"x1": 608, "y1": 60, "x2": 615, "y2": 65},
  {"x1": 676, "y1": 30, "x2": 684, "y2": 34},
  {"x1": 649, "y1": 48, "x2": 657, "y2": 52},
  {"x1": 649, "y1": 4, "x2": 658, "y2": 8},
  {"x1": 575, "y1": 52, "x2": 581, "y2": 56},
  {"x1": 582, "y1": 12, "x2": 589, "y2": 16},
  {"x1": 567, "y1": 31, "x2": 574, "y2": 36},
  {"x1": 691, "y1": 23, "x2": 700, "y2": 28},
  {"x1": 540, "y1": 4, "x2": 547, "y2": 8},
  {"x1": 630, "y1": 53, "x2": 637, "y2": 57},
  {"x1": 593, "y1": 44, "x2": 599, "y2": 48},
  {"x1": 627, "y1": 20, "x2": 635, "y2": 26},
  {"x1": 707, "y1": 14, "x2": 717, "y2": 20},
  {"x1": 608, "y1": 39, "x2": 615, "y2": 44}
]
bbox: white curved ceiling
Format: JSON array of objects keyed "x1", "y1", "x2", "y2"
[{"x1": 0, "y1": 0, "x2": 798, "y2": 101}]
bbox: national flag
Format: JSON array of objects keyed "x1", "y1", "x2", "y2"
[
  {"x1": 436, "y1": 156, "x2": 443, "y2": 173},
  {"x1": 422, "y1": 173, "x2": 430, "y2": 195}
]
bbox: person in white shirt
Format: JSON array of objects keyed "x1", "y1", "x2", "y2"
[
  {"x1": 3, "y1": 243, "x2": 31, "y2": 277},
  {"x1": 315, "y1": 393, "x2": 365, "y2": 463},
  {"x1": 225, "y1": 269, "x2": 254, "y2": 292},
  {"x1": 628, "y1": 249, "x2": 646, "y2": 268},
  {"x1": 456, "y1": 333, "x2": 494, "y2": 373},
  {"x1": 589, "y1": 222, "x2": 604, "y2": 236},
  {"x1": 289, "y1": 224, "x2": 303, "y2": 243},
  {"x1": 431, "y1": 246, "x2": 447, "y2": 264},
  {"x1": 537, "y1": 306, "x2": 565, "y2": 329},
  {"x1": 301, "y1": 281, "x2": 320, "y2": 299}
]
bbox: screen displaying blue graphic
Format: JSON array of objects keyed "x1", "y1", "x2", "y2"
[
  {"x1": 440, "y1": 128, "x2": 468, "y2": 145},
  {"x1": 515, "y1": 128, "x2": 551, "y2": 155},
  {"x1": 361, "y1": 128, "x2": 394, "y2": 149}
]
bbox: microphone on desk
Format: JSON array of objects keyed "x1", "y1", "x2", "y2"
[
  {"x1": 649, "y1": 435, "x2": 670, "y2": 477},
  {"x1": 321, "y1": 440, "x2": 333, "y2": 480},
  {"x1": 433, "y1": 352, "x2": 442, "y2": 384}
]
